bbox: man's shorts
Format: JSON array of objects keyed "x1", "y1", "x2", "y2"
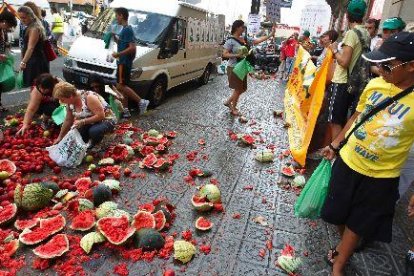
[
  {"x1": 327, "y1": 83, "x2": 355, "y2": 126},
  {"x1": 116, "y1": 64, "x2": 131, "y2": 86}
]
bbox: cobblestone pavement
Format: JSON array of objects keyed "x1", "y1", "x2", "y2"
[{"x1": 5, "y1": 75, "x2": 411, "y2": 275}]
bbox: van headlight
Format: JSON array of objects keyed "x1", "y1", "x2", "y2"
[
  {"x1": 64, "y1": 58, "x2": 74, "y2": 68},
  {"x1": 131, "y1": 67, "x2": 143, "y2": 79}
]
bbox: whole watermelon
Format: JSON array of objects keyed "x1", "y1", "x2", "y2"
[{"x1": 14, "y1": 183, "x2": 54, "y2": 211}]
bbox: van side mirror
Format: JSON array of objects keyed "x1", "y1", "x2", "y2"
[{"x1": 170, "y1": 39, "x2": 180, "y2": 55}]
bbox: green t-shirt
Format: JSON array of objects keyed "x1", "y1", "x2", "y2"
[{"x1": 332, "y1": 25, "x2": 370, "y2": 84}]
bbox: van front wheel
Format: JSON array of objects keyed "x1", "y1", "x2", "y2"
[
  {"x1": 199, "y1": 64, "x2": 212, "y2": 85},
  {"x1": 148, "y1": 77, "x2": 166, "y2": 107}
]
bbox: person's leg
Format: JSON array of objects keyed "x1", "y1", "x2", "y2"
[
  {"x1": 77, "y1": 124, "x2": 92, "y2": 144},
  {"x1": 116, "y1": 83, "x2": 141, "y2": 105},
  {"x1": 332, "y1": 227, "x2": 360, "y2": 276},
  {"x1": 88, "y1": 121, "x2": 115, "y2": 146}
]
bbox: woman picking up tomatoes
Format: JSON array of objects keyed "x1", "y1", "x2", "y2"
[
  {"x1": 53, "y1": 82, "x2": 116, "y2": 148},
  {"x1": 17, "y1": 74, "x2": 61, "y2": 135}
]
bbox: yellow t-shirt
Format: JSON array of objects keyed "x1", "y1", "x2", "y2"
[
  {"x1": 340, "y1": 77, "x2": 414, "y2": 178},
  {"x1": 331, "y1": 25, "x2": 370, "y2": 84}
]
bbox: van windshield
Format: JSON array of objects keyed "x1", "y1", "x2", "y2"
[{"x1": 86, "y1": 8, "x2": 173, "y2": 46}]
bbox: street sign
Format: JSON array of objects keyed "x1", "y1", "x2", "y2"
[
  {"x1": 247, "y1": 13, "x2": 261, "y2": 34},
  {"x1": 266, "y1": 0, "x2": 281, "y2": 23}
]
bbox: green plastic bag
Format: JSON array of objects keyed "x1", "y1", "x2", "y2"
[
  {"x1": 232, "y1": 58, "x2": 253, "y2": 80},
  {"x1": 0, "y1": 55, "x2": 16, "y2": 92},
  {"x1": 52, "y1": 105, "x2": 67, "y2": 125},
  {"x1": 16, "y1": 72, "x2": 24, "y2": 89},
  {"x1": 109, "y1": 95, "x2": 120, "y2": 120},
  {"x1": 294, "y1": 159, "x2": 332, "y2": 219},
  {"x1": 103, "y1": 32, "x2": 112, "y2": 49}
]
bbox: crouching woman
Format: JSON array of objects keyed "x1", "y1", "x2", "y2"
[{"x1": 53, "y1": 82, "x2": 115, "y2": 148}]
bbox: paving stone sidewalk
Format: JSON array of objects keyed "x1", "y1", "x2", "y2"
[{"x1": 5, "y1": 75, "x2": 411, "y2": 275}]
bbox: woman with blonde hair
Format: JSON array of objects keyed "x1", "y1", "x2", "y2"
[
  {"x1": 17, "y1": 6, "x2": 49, "y2": 87},
  {"x1": 53, "y1": 82, "x2": 116, "y2": 148}
]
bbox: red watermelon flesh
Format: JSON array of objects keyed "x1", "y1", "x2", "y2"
[
  {"x1": 153, "y1": 210, "x2": 166, "y2": 231},
  {"x1": 33, "y1": 234, "x2": 69, "y2": 259},
  {"x1": 133, "y1": 211, "x2": 156, "y2": 231},
  {"x1": 70, "y1": 210, "x2": 95, "y2": 231},
  {"x1": 0, "y1": 203, "x2": 17, "y2": 226},
  {"x1": 97, "y1": 215, "x2": 135, "y2": 245},
  {"x1": 0, "y1": 159, "x2": 16, "y2": 179},
  {"x1": 14, "y1": 217, "x2": 40, "y2": 231},
  {"x1": 19, "y1": 215, "x2": 66, "y2": 245},
  {"x1": 0, "y1": 239, "x2": 19, "y2": 256}
]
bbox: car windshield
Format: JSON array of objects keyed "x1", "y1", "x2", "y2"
[{"x1": 86, "y1": 8, "x2": 173, "y2": 46}]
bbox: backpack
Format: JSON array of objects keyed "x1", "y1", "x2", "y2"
[
  {"x1": 347, "y1": 29, "x2": 371, "y2": 96},
  {"x1": 228, "y1": 37, "x2": 256, "y2": 66}
]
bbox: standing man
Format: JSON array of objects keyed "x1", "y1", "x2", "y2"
[
  {"x1": 283, "y1": 33, "x2": 298, "y2": 81},
  {"x1": 112, "y1": 7, "x2": 149, "y2": 118},
  {"x1": 51, "y1": 7, "x2": 64, "y2": 54},
  {"x1": 326, "y1": 0, "x2": 370, "y2": 143},
  {"x1": 365, "y1": 18, "x2": 382, "y2": 51}
]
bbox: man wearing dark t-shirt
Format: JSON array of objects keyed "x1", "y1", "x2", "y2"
[{"x1": 112, "y1": 7, "x2": 149, "y2": 118}]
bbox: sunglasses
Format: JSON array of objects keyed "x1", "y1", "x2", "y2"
[{"x1": 377, "y1": 61, "x2": 410, "y2": 74}]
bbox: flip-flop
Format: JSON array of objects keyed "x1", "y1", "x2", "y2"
[{"x1": 326, "y1": 246, "x2": 339, "y2": 267}]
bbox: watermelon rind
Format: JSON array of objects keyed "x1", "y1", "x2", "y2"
[
  {"x1": 174, "y1": 240, "x2": 196, "y2": 264},
  {"x1": 0, "y1": 159, "x2": 16, "y2": 180},
  {"x1": 80, "y1": 232, "x2": 105, "y2": 254},
  {"x1": 14, "y1": 183, "x2": 53, "y2": 211},
  {"x1": 102, "y1": 179, "x2": 121, "y2": 192},
  {"x1": 33, "y1": 234, "x2": 69, "y2": 259},
  {"x1": 92, "y1": 185, "x2": 112, "y2": 206},
  {"x1": 0, "y1": 239, "x2": 19, "y2": 256},
  {"x1": 134, "y1": 228, "x2": 165, "y2": 251},
  {"x1": 153, "y1": 210, "x2": 166, "y2": 231},
  {"x1": 199, "y1": 184, "x2": 221, "y2": 203},
  {"x1": 191, "y1": 195, "x2": 213, "y2": 212},
  {"x1": 96, "y1": 201, "x2": 118, "y2": 219}
]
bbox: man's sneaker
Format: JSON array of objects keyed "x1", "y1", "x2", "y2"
[
  {"x1": 139, "y1": 99, "x2": 150, "y2": 115},
  {"x1": 122, "y1": 108, "x2": 132, "y2": 119}
]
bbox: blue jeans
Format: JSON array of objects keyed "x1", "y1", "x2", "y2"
[{"x1": 78, "y1": 120, "x2": 115, "y2": 146}]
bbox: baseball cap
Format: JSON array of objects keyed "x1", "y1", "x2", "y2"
[
  {"x1": 303, "y1": 30, "x2": 310, "y2": 37},
  {"x1": 363, "y1": 32, "x2": 414, "y2": 62},
  {"x1": 382, "y1": 17, "x2": 406, "y2": 30},
  {"x1": 347, "y1": 0, "x2": 367, "y2": 17}
]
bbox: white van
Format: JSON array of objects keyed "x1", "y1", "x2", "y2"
[
  {"x1": 63, "y1": 0, "x2": 225, "y2": 106},
  {"x1": 4, "y1": 0, "x2": 53, "y2": 44}
]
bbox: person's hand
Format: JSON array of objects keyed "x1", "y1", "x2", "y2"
[
  {"x1": 321, "y1": 145, "x2": 336, "y2": 161},
  {"x1": 408, "y1": 195, "x2": 414, "y2": 218},
  {"x1": 16, "y1": 125, "x2": 30, "y2": 136},
  {"x1": 112, "y1": 52, "x2": 120, "y2": 59},
  {"x1": 73, "y1": 119, "x2": 85, "y2": 129},
  {"x1": 0, "y1": 54, "x2": 7, "y2": 62},
  {"x1": 53, "y1": 137, "x2": 62, "y2": 145},
  {"x1": 19, "y1": 61, "x2": 26, "y2": 71},
  {"x1": 329, "y1": 42, "x2": 338, "y2": 52}
]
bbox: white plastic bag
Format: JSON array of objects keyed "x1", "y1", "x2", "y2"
[{"x1": 46, "y1": 129, "x2": 88, "y2": 168}]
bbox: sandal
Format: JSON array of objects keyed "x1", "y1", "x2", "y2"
[
  {"x1": 230, "y1": 108, "x2": 240, "y2": 116},
  {"x1": 326, "y1": 246, "x2": 339, "y2": 267},
  {"x1": 224, "y1": 101, "x2": 232, "y2": 108}
]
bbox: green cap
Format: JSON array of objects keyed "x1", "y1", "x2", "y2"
[
  {"x1": 382, "y1": 17, "x2": 406, "y2": 30},
  {"x1": 303, "y1": 30, "x2": 310, "y2": 37},
  {"x1": 347, "y1": 0, "x2": 367, "y2": 17}
]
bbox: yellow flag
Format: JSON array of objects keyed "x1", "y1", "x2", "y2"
[{"x1": 284, "y1": 46, "x2": 334, "y2": 167}]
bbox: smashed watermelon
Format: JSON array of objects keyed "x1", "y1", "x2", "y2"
[
  {"x1": 70, "y1": 210, "x2": 96, "y2": 231},
  {"x1": 19, "y1": 214, "x2": 66, "y2": 245},
  {"x1": 0, "y1": 159, "x2": 16, "y2": 180},
  {"x1": 33, "y1": 234, "x2": 69, "y2": 259},
  {"x1": 133, "y1": 211, "x2": 156, "y2": 231},
  {"x1": 14, "y1": 217, "x2": 40, "y2": 231},
  {"x1": 153, "y1": 210, "x2": 166, "y2": 231},
  {"x1": 0, "y1": 203, "x2": 17, "y2": 226},
  {"x1": 0, "y1": 239, "x2": 19, "y2": 256},
  {"x1": 97, "y1": 215, "x2": 135, "y2": 245},
  {"x1": 195, "y1": 217, "x2": 213, "y2": 231},
  {"x1": 191, "y1": 195, "x2": 213, "y2": 212}
]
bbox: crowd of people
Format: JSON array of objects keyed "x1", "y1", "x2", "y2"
[
  {"x1": 222, "y1": 0, "x2": 414, "y2": 274},
  {"x1": 0, "y1": 5, "x2": 149, "y2": 149}
]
